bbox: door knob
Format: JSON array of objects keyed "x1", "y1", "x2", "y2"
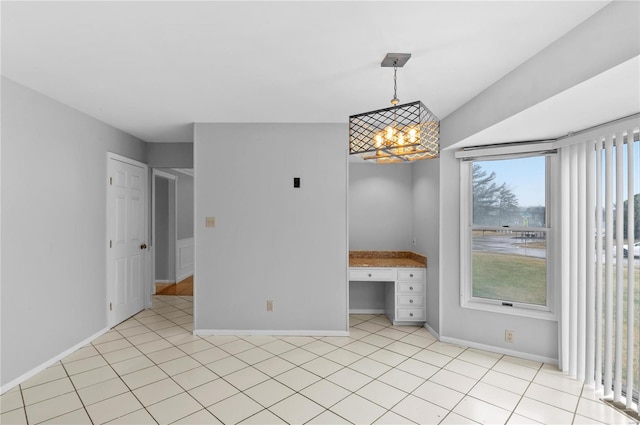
[{"x1": 140, "y1": 243, "x2": 147, "y2": 250}]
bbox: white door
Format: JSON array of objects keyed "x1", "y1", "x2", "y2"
[{"x1": 107, "y1": 155, "x2": 148, "y2": 327}]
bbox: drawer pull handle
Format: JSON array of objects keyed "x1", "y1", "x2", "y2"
[
  {"x1": 368, "y1": 273, "x2": 372, "y2": 277},
  {"x1": 410, "y1": 312, "x2": 414, "y2": 317},
  {"x1": 410, "y1": 274, "x2": 413, "y2": 277},
  {"x1": 410, "y1": 299, "x2": 413, "y2": 303},
  {"x1": 409, "y1": 286, "x2": 413, "y2": 291}
]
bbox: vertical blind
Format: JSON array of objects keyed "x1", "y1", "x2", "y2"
[{"x1": 560, "y1": 115, "x2": 640, "y2": 409}]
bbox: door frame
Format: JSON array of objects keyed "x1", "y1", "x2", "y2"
[
  {"x1": 106, "y1": 153, "x2": 150, "y2": 327},
  {"x1": 152, "y1": 169, "x2": 178, "y2": 293}
]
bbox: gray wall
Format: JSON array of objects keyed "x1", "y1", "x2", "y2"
[
  {"x1": 1, "y1": 77, "x2": 147, "y2": 387},
  {"x1": 348, "y1": 162, "x2": 415, "y2": 312},
  {"x1": 412, "y1": 159, "x2": 440, "y2": 335},
  {"x1": 154, "y1": 169, "x2": 194, "y2": 241},
  {"x1": 194, "y1": 123, "x2": 348, "y2": 332},
  {"x1": 349, "y1": 282, "x2": 386, "y2": 312},
  {"x1": 429, "y1": 0, "x2": 640, "y2": 362},
  {"x1": 176, "y1": 172, "x2": 194, "y2": 240},
  {"x1": 349, "y1": 163, "x2": 413, "y2": 251},
  {"x1": 147, "y1": 143, "x2": 193, "y2": 168},
  {"x1": 154, "y1": 178, "x2": 170, "y2": 280},
  {"x1": 437, "y1": 148, "x2": 558, "y2": 361}
]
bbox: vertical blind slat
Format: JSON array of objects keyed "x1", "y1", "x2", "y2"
[
  {"x1": 561, "y1": 147, "x2": 572, "y2": 372},
  {"x1": 570, "y1": 144, "x2": 579, "y2": 377},
  {"x1": 585, "y1": 139, "x2": 595, "y2": 386},
  {"x1": 626, "y1": 130, "x2": 635, "y2": 409},
  {"x1": 578, "y1": 142, "x2": 587, "y2": 382},
  {"x1": 614, "y1": 130, "x2": 625, "y2": 402},
  {"x1": 595, "y1": 140, "x2": 603, "y2": 392},
  {"x1": 604, "y1": 133, "x2": 614, "y2": 397}
]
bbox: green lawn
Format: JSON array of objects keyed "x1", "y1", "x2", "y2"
[{"x1": 472, "y1": 251, "x2": 546, "y2": 305}]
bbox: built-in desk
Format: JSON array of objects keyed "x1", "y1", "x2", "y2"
[{"x1": 349, "y1": 251, "x2": 427, "y2": 325}]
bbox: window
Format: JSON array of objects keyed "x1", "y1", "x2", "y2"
[{"x1": 461, "y1": 154, "x2": 556, "y2": 318}]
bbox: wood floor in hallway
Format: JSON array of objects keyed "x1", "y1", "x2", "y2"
[{"x1": 155, "y1": 275, "x2": 193, "y2": 295}]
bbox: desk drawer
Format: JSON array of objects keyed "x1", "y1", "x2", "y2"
[
  {"x1": 397, "y1": 282, "x2": 425, "y2": 294},
  {"x1": 397, "y1": 269, "x2": 425, "y2": 281},
  {"x1": 397, "y1": 308, "x2": 425, "y2": 321},
  {"x1": 397, "y1": 295, "x2": 424, "y2": 307},
  {"x1": 349, "y1": 268, "x2": 394, "y2": 281}
]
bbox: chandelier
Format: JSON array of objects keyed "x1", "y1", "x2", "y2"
[{"x1": 349, "y1": 53, "x2": 440, "y2": 163}]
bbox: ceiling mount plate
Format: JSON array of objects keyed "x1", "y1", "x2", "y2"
[{"x1": 381, "y1": 53, "x2": 412, "y2": 68}]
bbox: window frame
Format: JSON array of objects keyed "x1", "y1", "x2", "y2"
[{"x1": 460, "y1": 153, "x2": 558, "y2": 321}]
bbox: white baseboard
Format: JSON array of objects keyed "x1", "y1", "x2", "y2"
[
  {"x1": 349, "y1": 309, "x2": 385, "y2": 314},
  {"x1": 176, "y1": 272, "x2": 193, "y2": 283},
  {"x1": 194, "y1": 329, "x2": 349, "y2": 337},
  {"x1": 155, "y1": 280, "x2": 175, "y2": 284},
  {"x1": 1, "y1": 326, "x2": 109, "y2": 395},
  {"x1": 439, "y1": 335, "x2": 559, "y2": 365},
  {"x1": 424, "y1": 322, "x2": 440, "y2": 339}
]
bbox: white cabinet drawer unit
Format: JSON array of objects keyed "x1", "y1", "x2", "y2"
[
  {"x1": 350, "y1": 267, "x2": 426, "y2": 325},
  {"x1": 394, "y1": 268, "x2": 426, "y2": 324}
]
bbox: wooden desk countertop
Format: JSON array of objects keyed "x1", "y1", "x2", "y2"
[{"x1": 349, "y1": 251, "x2": 427, "y2": 268}]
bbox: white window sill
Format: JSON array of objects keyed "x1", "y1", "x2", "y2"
[{"x1": 461, "y1": 298, "x2": 557, "y2": 321}]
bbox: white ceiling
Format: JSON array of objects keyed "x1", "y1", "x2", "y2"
[{"x1": 1, "y1": 1, "x2": 619, "y2": 144}]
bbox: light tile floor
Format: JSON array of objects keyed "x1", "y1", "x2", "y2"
[{"x1": 1, "y1": 295, "x2": 635, "y2": 424}]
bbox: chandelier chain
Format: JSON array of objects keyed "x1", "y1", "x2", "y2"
[
  {"x1": 390, "y1": 58, "x2": 400, "y2": 106},
  {"x1": 393, "y1": 63, "x2": 398, "y2": 101}
]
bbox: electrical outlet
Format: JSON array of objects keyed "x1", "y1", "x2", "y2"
[
  {"x1": 267, "y1": 300, "x2": 273, "y2": 312},
  {"x1": 205, "y1": 217, "x2": 216, "y2": 228},
  {"x1": 505, "y1": 330, "x2": 514, "y2": 343}
]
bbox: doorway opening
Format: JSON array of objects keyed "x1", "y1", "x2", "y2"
[{"x1": 152, "y1": 169, "x2": 194, "y2": 296}]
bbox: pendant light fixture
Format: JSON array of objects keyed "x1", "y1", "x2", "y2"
[{"x1": 349, "y1": 53, "x2": 440, "y2": 163}]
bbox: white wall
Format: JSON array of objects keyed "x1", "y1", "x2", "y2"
[
  {"x1": 1, "y1": 77, "x2": 147, "y2": 387},
  {"x1": 412, "y1": 159, "x2": 440, "y2": 335},
  {"x1": 349, "y1": 163, "x2": 414, "y2": 251},
  {"x1": 194, "y1": 123, "x2": 348, "y2": 333}
]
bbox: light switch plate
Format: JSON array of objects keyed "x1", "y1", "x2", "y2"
[{"x1": 205, "y1": 217, "x2": 216, "y2": 228}]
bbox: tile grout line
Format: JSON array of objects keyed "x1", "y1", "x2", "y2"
[
  {"x1": 17, "y1": 380, "x2": 28, "y2": 424},
  {"x1": 88, "y1": 326, "x2": 160, "y2": 424},
  {"x1": 495, "y1": 358, "x2": 545, "y2": 425},
  {"x1": 57, "y1": 360, "x2": 96, "y2": 425}
]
